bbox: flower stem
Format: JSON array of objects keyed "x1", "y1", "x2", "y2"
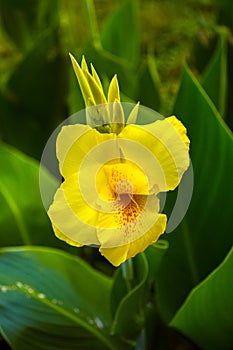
[
  {"x1": 84, "y1": 0, "x2": 102, "y2": 50},
  {"x1": 121, "y1": 258, "x2": 134, "y2": 292}
]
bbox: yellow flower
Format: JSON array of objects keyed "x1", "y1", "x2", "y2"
[{"x1": 48, "y1": 56, "x2": 190, "y2": 266}]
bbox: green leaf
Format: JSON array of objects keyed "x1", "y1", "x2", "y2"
[
  {"x1": 136, "y1": 55, "x2": 161, "y2": 111},
  {"x1": 0, "y1": 142, "x2": 67, "y2": 249},
  {"x1": 110, "y1": 254, "x2": 148, "y2": 337},
  {"x1": 0, "y1": 246, "x2": 132, "y2": 350},
  {"x1": 100, "y1": 0, "x2": 140, "y2": 66},
  {"x1": 213, "y1": 0, "x2": 233, "y2": 29},
  {"x1": 142, "y1": 241, "x2": 170, "y2": 349},
  {"x1": 0, "y1": 0, "x2": 40, "y2": 50},
  {"x1": 0, "y1": 0, "x2": 60, "y2": 51},
  {"x1": 2, "y1": 34, "x2": 68, "y2": 159},
  {"x1": 144, "y1": 240, "x2": 169, "y2": 286},
  {"x1": 201, "y1": 29, "x2": 228, "y2": 117},
  {"x1": 170, "y1": 246, "x2": 233, "y2": 350},
  {"x1": 156, "y1": 67, "x2": 233, "y2": 321}
]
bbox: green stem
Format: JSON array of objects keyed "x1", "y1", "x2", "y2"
[
  {"x1": 84, "y1": 0, "x2": 102, "y2": 50},
  {"x1": 121, "y1": 258, "x2": 134, "y2": 292}
]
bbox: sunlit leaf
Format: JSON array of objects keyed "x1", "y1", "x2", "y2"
[{"x1": 170, "y1": 246, "x2": 233, "y2": 350}]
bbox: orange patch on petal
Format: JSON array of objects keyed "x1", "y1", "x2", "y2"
[
  {"x1": 113, "y1": 195, "x2": 147, "y2": 227},
  {"x1": 103, "y1": 161, "x2": 149, "y2": 195}
]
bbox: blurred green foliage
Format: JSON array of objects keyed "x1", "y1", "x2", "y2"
[
  {"x1": 1, "y1": 0, "x2": 230, "y2": 160},
  {"x1": 0, "y1": 0, "x2": 232, "y2": 349}
]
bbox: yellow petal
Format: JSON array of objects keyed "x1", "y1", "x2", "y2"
[
  {"x1": 95, "y1": 164, "x2": 116, "y2": 202},
  {"x1": 48, "y1": 175, "x2": 100, "y2": 246},
  {"x1": 118, "y1": 116, "x2": 190, "y2": 191},
  {"x1": 59, "y1": 127, "x2": 119, "y2": 179},
  {"x1": 143, "y1": 115, "x2": 190, "y2": 151},
  {"x1": 52, "y1": 224, "x2": 83, "y2": 247},
  {"x1": 102, "y1": 161, "x2": 150, "y2": 195},
  {"x1": 99, "y1": 213, "x2": 167, "y2": 266},
  {"x1": 56, "y1": 124, "x2": 91, "y2": 176},
  {"x1": 97, "y1": 194, "x2": 162, "y2": 248}
]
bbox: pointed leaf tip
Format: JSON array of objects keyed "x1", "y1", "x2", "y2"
[
  {"x1": 69, "y1": 54, "x2": 94, "y2": 108},
  {"x1": 90, "y1": 63, "x2": 103, "y2": 89},
  {"x1": 127, "y1": 102, "x2": 140, "y2": 124},
  {"x1": 81, "y1": 55, "x2": 89, "y2": 73},
  {"x1": 108, "y1": 75, "x2": 120, "y2": 103}
]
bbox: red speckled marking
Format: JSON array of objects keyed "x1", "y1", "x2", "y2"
[
  {"x1": 106, "y1": 165, "x2": 148, "y2": 239},
  {"x1": 114, "y1": 194, "x2": 146, "y2": 226}
]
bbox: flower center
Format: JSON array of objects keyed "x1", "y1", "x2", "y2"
[
  {"x1": 115, "y1": 178, "x2": 133, "y2": 207},
  {"x1": 115, "y1": 178, "x2": 133, "y2": 195},
  {"x1": 114, "y1": 194, "x2": 146, "y2": 227},
  {"x1": 95, "y1": 161, "x2": 149, "y2": 226},
  {"x1": 119, "y1": 193, "x2": 132, "y2": 207},
  {"x1": 113, "y1": 176, "x2": 145, "y2": 226}
]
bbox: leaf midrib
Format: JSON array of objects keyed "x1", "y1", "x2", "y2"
[{"x1": 1, "y1": 284, "x2": 116, "y2": 350}]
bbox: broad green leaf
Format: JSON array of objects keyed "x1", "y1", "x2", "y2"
[
  {"x1": 201, "y1": 30, "x2": 228, "y2": 117},
  {"x1": 156, "y1": 67, "x2": 233, "y2": 321},
  {"x1": 170, "y1": 246, "x2": 233, "y2": 350},
  {"x1": 110, "y1": 254, "x2": 148, "y2": 337},
  {"x1": 0, "y1": 142, "x2": 67, "y2": 249},
  {"x1": 100, "y1": 0, "x2": 140, "y2": 66},
  {"x1": 0, "y1": 247, "x2": 132, "y2": 350}
]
